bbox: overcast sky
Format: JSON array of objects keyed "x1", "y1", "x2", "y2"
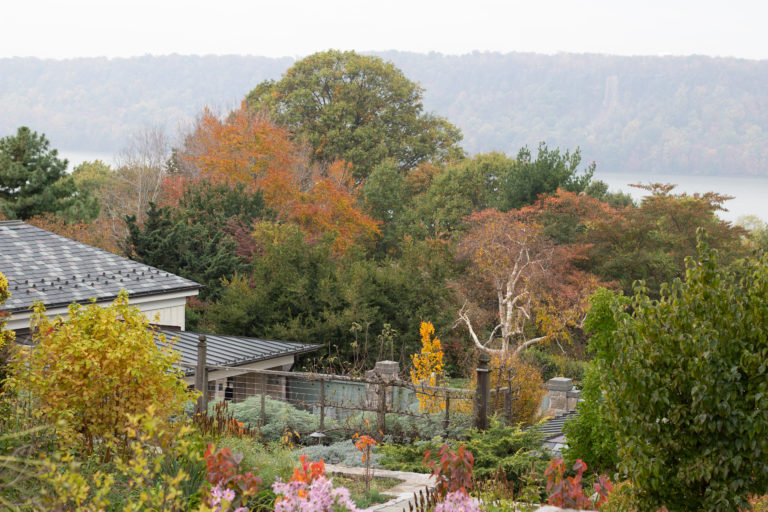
[{"x1": 2, "y1": 0, "x2": 766, "y2": 60}]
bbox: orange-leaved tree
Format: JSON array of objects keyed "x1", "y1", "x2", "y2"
[
  {"x1": 176, "y1": 105, "x2": 378, "y2": 253},
  {"x1": 7, "y1": 291, "x2": 191, "y2": 459},
  {"x1": 410, "y1": 321, "x2": 445, "y2": 413}
]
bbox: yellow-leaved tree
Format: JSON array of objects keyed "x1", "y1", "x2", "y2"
[
  {"x1": 410, "y1": 321, "x2": 445, "y2": 413},
  {"x1": 8, "y1": 291, "x2": 192, "y2": 459}
]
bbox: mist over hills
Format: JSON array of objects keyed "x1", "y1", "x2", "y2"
[{"x1": 1, "y1": 52, "x2": 767, "y2": 176}]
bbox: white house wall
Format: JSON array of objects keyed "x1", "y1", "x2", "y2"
[{"x1": 6, "y1": 289, "x2": 196, "y2": 331}]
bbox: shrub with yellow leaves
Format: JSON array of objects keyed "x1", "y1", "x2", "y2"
[
  {"x1": 488, "y1": 352, "x2": 545, "y2": 427},
  {"x1": 0, "y1": 272, "x2": 15, "y2": 351},
  {"x1": 410, "y1": 321, "x2": 445, "y2": 413},
  {"x1": 7, "y1": 290, "x2": 193, "y2": 459}
]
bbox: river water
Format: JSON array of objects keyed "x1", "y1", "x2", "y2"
[{"x1": 58, "y1": 151, "x2": 768, "y2": 224}]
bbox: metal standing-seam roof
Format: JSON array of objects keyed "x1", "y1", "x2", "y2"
[
  {"x1": 0, "y1": 220, "x2": 201, "y2": 313},
  {"x1": 157, "y1": 329, "x2": 321, "y2": 375}
]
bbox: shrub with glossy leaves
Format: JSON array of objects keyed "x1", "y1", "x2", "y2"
[{"x1": 604, "y1": 236, "x2": 768, "y2": 511}]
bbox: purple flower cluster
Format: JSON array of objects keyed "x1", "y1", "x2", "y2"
[
  {"x1": 208, "y1": 483, "x2": 248, "y2": 512},
  {"x1": 272, "y1": 476, "x2": 361, "y2": 512},
  {"x1": 434, "y1": 491, "x2": 482, "y2": 512}
]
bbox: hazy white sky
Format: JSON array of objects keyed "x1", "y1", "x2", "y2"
[{"x1": 2, "y1": 0, "x2": 766, "y2": 60}]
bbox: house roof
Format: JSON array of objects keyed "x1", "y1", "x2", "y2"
[
  {"x1": 158, "y1": 329, "x2": 321, "y2": 375},
  {"x1": 0, "y1": 220, "x2": 201, "y2": 313}
]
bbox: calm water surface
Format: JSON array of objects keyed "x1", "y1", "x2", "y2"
[
  {"x1": 59, "y1": 151, "x2": 768, "y2": 224},
  {"x1": 597, "y1": 172, "x2": 768, "y2": 223}
]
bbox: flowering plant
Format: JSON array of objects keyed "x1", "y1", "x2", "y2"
[
  {"x1": 273, "y1": 475, "x2": 360, "y2": 512},
  {"x1": 204, "y1": 444, "x2": 261, "y2": 511},
  {"x1": 273, "y1": 455, "x2": 360, "y2": 512},
  {"x1": 434, "y1": 491, "x2": 482, "y2": 512}
]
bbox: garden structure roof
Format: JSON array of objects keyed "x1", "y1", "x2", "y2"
[
  {"x1": 0, "y1": 220, "x2": 201, "y2": 313},
  {"x1": 158, "y1": 329, "x2": 321, "y2": 375},
  {"x1": 537, "y1": 410, "x2": 578, "y2": 456}
]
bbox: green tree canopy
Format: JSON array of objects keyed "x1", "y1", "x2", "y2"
[
  {"x1": 246, "y1": 50, "x2": 464, "y2": 180},
  {"x1": 600, "y1": 237, "x2": 768, "y2": 510},
  {"x1": 0, "y1": 127, "x2": 80, "y2": 220},
  {"x1": 124, "y1": 181, "x2": 270, "y2": 302}
]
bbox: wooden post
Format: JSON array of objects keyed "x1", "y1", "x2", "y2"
[
  {"x1": 443, "y1": 391, "x2": 451, "y2": 434},
  {"x1": 377, "y1": 380, "x2": 387, "y2": 437},
  {"x1": 474, "y1": 351, "x2": 491, "y2": 431},
  {"x1": 319, "y1": 378, "x2": 326, "y2": 431},
  {"x1": 260, "y1": 373, "x2": 267, "y2": 425},
  {"x1": 194, "y1": 334, "x2": 207, "y2": 414}
]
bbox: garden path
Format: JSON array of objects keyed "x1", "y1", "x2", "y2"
[{"x1": 325, "y1": 464, "x2": 434, "y2": 512}]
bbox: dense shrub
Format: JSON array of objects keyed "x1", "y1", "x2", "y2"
[
  {"x1": 602, "y1": 240, "x2": 768, "y2": 511},
  {"x1": 379, "y1": 420, "x2": 549, "y2": 488},
  {"x1": 7, "y1": 292, "x2": 191, "y2": 458},
  {"x1": 521, "y1": 346, "x2": 587, "y2": 383},
  {"x1": 226, "y1": 396, "x2": 344, "y2": 444},
  {"x1": 295, "y1": 440, "x2": 382, "y2": 468},
  {"x1": 562, "y1": 288, "x2": 623, "y2": 473}
]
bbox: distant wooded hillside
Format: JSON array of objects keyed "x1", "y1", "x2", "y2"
[{"x1": 1, "y1": 52, "x2": 767, "y2": 176}]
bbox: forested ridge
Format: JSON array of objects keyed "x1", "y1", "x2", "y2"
[{"x1": 2, "y1": 52, "x2": 768, "y2": 176}]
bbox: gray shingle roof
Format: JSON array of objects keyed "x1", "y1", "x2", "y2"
[
  {"x1": 157, "y1": 329, "x2": 321, "y2": 375},
  {"x1": 0, "y1": 220, "x2": 200, "y2": 313}
]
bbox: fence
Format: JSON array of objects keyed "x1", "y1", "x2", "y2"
[{"x1": 186, "y1": 337, "x2": 489, "y2": 440}]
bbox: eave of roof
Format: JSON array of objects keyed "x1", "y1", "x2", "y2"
[{"x1": 156, "y1": 329, "x2": 321, "y2": 375}]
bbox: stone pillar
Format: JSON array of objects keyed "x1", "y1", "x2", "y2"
[{"x1": 544, "y1": 377, "x2": 581, "y2": 417}]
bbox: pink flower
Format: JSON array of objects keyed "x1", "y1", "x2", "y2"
[
  {"x1": 434, "y1": 491, "x2": 482, "y2": 512},
  {"x1": 273, "y1": 475, "x2": 360, "y2": 512}
]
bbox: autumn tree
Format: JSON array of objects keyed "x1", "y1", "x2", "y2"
[
  {"x1": 177, "y1": 105, "x2": 379, "y2": 253},
  {"x1": 99, "y1": 128, "x2": 171, "y2": 241},
  {"x1": 246, "y1": 50, "x2": 463, "y2": 180},
  {"x1": 455, "y1": 208, "x2": 598, "y2": 356},
  {"x1": 587, "y1": 183, "x2": 747, "y2": 296},
  {"x1": 0, "y1": 127, "x2": 80, "y2": 220}
]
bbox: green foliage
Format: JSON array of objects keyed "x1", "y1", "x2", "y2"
[
  {"x1": 246, "y1": 49, "x2": 463, "y2": 180},
  {"x1": 379, "y1": 420, "x2": 548, "y2": 489},
  {"x1": 43, "y1": 409, "x2": 207, "y2": 512},
  {"x1": 562, "y1": 288, "x2": 626, "y2": 474},
  {"x1": 520, "y1": 347, "x2": 587, "y2": 383},
  {"x1": 0, "y1": 126, "x2": 84, "y2": 220},
  {"x1": 217, "y1": 436, "x2": 295, "y2": 487},
  {"x1": 202, "y1": 231, "x2": 456, "y2": 365},
  {"x1": 602, "y1": 238, "x2": 768, "y2": 511},
  {"x1": 497, "y1": 143, "x2": 595, "y2": 211},
  {"x1": 124, "y1": 181, "x2": 270, "y2": 301}
]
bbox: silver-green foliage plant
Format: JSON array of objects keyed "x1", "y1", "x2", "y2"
[
  {"x1": 295, "y1": 440, "x2": 382, "y2": 468},
  {"x1": 604, "y1": 234, "x2": 768, "y2": 511}
]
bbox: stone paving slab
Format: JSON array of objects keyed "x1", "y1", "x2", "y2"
[{"x1": 325, "y1": 464, "x2": 434, "y2": 512}]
